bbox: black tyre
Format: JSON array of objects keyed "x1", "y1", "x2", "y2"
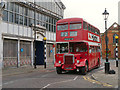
[
  {"x1": 81, "y1": 62, "x2": 88, "y2": 75},
  {"x1": 56, "y1": 67, "x2": 62, "y2": 74}
]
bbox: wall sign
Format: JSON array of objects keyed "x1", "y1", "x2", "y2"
[
  {"x1": 88, "y1": 33, "x2": 99, "y2": 42},
  {"x1": 21, "y1": 48, "x2": 24, "y2": 52},
  {"x1": 50, "y1": 50, "x2": 53, "y2": 53}
]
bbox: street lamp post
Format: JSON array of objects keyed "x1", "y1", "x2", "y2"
[
  {"x1": 102, "y1": 8, "x2": 110, "y2": 74},
  {"x1": 34, "y1": 0, "x2": 37, "y2": 69}
]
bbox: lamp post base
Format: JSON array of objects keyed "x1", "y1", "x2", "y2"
[
  {"x1": 105, "y1": 62, "x2": 110, "y2": 74},
  {"x1": 44, "y1": 62, "x2": 46, "y2": 68},
  {"x1": 116, "y1": 60, "x2": 118, "y2": 67}
]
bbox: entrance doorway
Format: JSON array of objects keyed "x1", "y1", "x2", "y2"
[{"x1": 36, "y1": 41, "x2": 44, "y2": 65}]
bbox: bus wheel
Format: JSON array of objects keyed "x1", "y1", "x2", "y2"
[
  {"x1": 56, "y1": 67, "x2": 62, "y2": 74},
  {"x1": 81, "y1": 62, "x2": 88, "y2": 75}
]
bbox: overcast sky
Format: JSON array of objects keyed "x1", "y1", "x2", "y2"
[{"x1": 61, "y1": 0, "x2": 119, "y2": 33}]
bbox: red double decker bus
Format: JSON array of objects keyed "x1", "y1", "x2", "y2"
[{"x1": 54, "y1": 18, "x2": 101, "y2": 75}]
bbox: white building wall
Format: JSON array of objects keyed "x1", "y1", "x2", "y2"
[
  {"x1": 46, "y1": 31, "x2": 56, "y2": 42},
  {"x1": 0, "y1": 23, "x2": 3, "y2": 68},
  {"x1": 118, "y1": 1, "x2": 120, "y2": 24},
  {"x1": 1, "y1": 21, "x2": 33, "y2": 38}
]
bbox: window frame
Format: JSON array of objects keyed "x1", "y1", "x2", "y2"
[{"x1": 70, "y1": 22, "x2": 82, "y2": 30}]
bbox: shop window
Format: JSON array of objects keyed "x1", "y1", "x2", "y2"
[
  {"x1": 24, "y1": 16, "x2": 27, "y2": 26},
  {"x1": 19, "y1": 15, "x2": 23, "y2": 25},
  {"x1": 15, "y1": 13, "x2": 19, "y2": 24},
  {"x1": 9, "y1": 12, "x2": 14, "y2": 23},
  {"x1": 2, "y1": 10, "x2": 8, "y2": 22},
  {"x1": 15, "y1": 4, "x2": 19, "y2": 13}
]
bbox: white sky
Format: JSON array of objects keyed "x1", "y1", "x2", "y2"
[{"x1": 61, "y1": 0, "x2": 120, "y2": 33}]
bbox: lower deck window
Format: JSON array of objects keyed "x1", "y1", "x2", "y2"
[{"x1": 57, "y1": 43, "x2": 68, "y2": 53}]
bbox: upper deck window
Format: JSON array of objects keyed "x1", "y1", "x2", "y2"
[
  {"x1": 83, "y1": 22, "x2": 88, "y2": 30},
  {"x1": 57, "y1": 24, "x2": 68, "y2": 30},
  {"x1": 70, "y1": 23, "x2": 82, "y2": 30}
]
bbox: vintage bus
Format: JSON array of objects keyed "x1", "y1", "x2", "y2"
[{"x1": 54, "y1": 18, "x2": 101, "y2": 75}]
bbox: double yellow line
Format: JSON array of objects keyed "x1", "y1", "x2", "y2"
[{"x1": 83, "y1": 76, "x2": 113, "y2": 87}]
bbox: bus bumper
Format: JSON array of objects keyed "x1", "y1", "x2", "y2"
[
  {"x1": 62, "y1": 59, "x2": 87, "y2": 70},
  {"x1": 55, "y1": 59, "x2": 87, "y2": 71}
]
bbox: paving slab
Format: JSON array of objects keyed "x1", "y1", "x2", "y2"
[{"x1": 92, "y1": 60, "x2": 118, "y2": 88}]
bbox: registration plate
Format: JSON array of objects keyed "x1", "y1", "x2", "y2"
[{"x1": 65, "y1": 67, "x2": 72, "y2": 69}]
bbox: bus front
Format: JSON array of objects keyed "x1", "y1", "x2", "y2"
[{"x1": 55, "y1": 18, "x2": 89, "y2": 75}]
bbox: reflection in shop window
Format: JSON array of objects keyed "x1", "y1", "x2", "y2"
[
  {"x1": 2, "y1": 10, "x2": 8, "y2": 22},
  {"x1": 15, "y1": 4, "x2": 19, "y2": 13},
  {"x1": 9, "y1": 12, "x2": 14, "y2": 23},
  {"x1": 9, "y1": 2, "x2": 14, "y2": 11},
  {"x1": 19, "y1": 15, "x2": 23, "y2": 25},
  {"x1": 24, "y1": 17, "x2": 27, "y2": 26},
  {"x1": 15, "y1": 14, "x2": 19, "y2": 24}
]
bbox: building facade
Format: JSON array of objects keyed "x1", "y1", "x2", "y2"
[
  {"x1": 118, "y1": 1, "x2": 120, "y2": 25},
  {"x1": 0, "y1": 0, "x2": 65, "y2": 68},
  {"x1": 101, "y1": 22, "x2": 120, "y2": 59}
]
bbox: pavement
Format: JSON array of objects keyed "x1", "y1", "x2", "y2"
[
  {"x1": 2, "y1": 63, "x2": 56, "y2": 77},
  {"x1": 91, "y1": 59, "x2": 118, "y2": 88},
  {"x1": 2, "y1": 59, "x2": 119, "y2": 88}
]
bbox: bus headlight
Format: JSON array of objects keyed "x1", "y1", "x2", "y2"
[
  {"x1": 58, "y1": 61, "x2": 61, "y2": 64},
  {"x1": 77, "y1": 60, "x2": 80, "y2": 64}
]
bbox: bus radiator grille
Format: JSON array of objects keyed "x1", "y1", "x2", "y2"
[{"x1": 64, "y1": 55, "x2": 73, "y2": 65}]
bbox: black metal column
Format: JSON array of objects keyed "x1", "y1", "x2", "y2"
[
  {"x1": 43, "y1": 37, "x2": 47, "y2": 68},
  {"x1": 34, "y1": 0, "x2": 37, "y2": 69},
  {"x1": 115, "y1": 37, "x2": 118, "y2": 67},
  {"x1": 105, "y1": 20, "x2": 110, "y2": 74}
]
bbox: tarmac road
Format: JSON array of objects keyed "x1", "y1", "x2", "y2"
[
  {"x1": 2, "y1": 68, "x2": 110, "y2": 89},
  {"x1": 2, "y1": 59, "x2": 118, "y2": 89}
]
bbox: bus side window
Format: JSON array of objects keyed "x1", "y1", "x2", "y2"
[
  {"x1": 76, "y1": 47, "x2": 79, "y2": 52},
  {"x1": 83, "y1": 21, "x2": 87, "y2": 30},
  {"x1": 70, "y1": 47, "x2": 72, "y2": 52},
  {"x1": 91, "y1": 46, "x2": 95, "y2": 53},
  {"x1": 94, "y1": 47, "x2": 96, "y2": 52},
  {"x1": 97, "y1": 47, "x2": 100, "y2": 52},
  {"x1": 89, "y1": 48, "x2": 92, "y2": 53}
]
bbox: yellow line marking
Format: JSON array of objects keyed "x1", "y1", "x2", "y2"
[
  {"x1": 83, "y1": 76, "x2": 87, "y2": 80},
  {"x1": 83, "y1": 76, "x2": 113, "y2": 87}
]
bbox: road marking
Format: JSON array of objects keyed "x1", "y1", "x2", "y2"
[
  {"x1": 83, "y1": 76, "x2": 87, "y2": 80},
  {"x1": 83, "y1": 76, "x2": 113, "y2": 87},
  {"x1": 3, "y1": 81, "x2": 14, "y2": 85},
  {"x1": 73, "y1": 76, "x2": 78, "y2": 80},
  {"x1": 41, "y1": 79, "x2": 73, "y2": 89},
  {"x1": 51, "y1": 79, "x2": 73, "y2": 85},
  {"x1": 41, "y1": 75, "x2": 79, "y2": 89},
  {"x1": 42, "y1": 84, "x2": 50, "y2": 88}
]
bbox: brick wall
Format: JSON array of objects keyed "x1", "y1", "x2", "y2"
[{"x1": 101, "y1": 22, "x2": 120, "y2": 59}]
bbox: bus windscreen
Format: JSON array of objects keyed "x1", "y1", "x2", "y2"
[{"x1": 56, "y1": 43, "x2": 68, "y2": 53}]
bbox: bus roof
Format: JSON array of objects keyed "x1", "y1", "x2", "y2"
[
  {"x1": 57, "y1": 18, "x2": 99, "y2": 31},
  {"x1": 57, "y1": 18, "x2": 83, "y2": 24}
]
